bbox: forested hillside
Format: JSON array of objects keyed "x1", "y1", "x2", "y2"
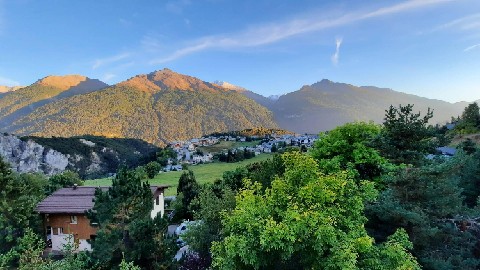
[
  {"x1": 0, "y1": 75, "x2": 107, "y2": 128},
  {"x1": 2, "y1": 69, "x2": 278, "y2": 146}
]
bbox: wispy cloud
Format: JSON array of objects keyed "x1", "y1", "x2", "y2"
[
  {"x1": 359, "y1": 0, "x2": 453, "y2": 19},
  {"x1": 92, "y1": 53, "x2": 131, "y2": 69},
  {"x1": 331, "y1": 37, "x2": 343, "y2": 65},
  {"x1": 464, "y1": 43, "x2": 480, "y2": 52},
  {"x1": 165, "y1": 0, "x2": 191, "y2": 14},
  {"x1": 101, "y1": 73, "x2": 116, "y2": 82},
  {"x1": 0, "y1": 76, "x2": 20, "y2": 86},
  {"x1": 438, "y1": 13, "x2": 480, "y2": 31},
  {"x1": 151, "y1": 0, "x2": 451, "y2": 64}
]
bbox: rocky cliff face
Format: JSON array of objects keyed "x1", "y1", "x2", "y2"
[{"x1": 0, "y1": 134, "x2": 69, "y2": 175}]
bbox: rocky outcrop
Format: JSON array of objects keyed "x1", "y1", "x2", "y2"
[{"x1": 0, "y1": 134, "x2": 68, "y2": 175}]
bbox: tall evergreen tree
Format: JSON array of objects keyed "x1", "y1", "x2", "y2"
[
  {"x1": 176, "y1": 170, "x2": 199, "y2": 221},
  {"x1": 375, "y1": 104, "x2": 435, "y2": 166},
  {"x1": 87, "y1": 168, "x2": 174, "y2": 269},
  {"x1": 456, "y1": 102, "x2": 480, "y2": 134}
]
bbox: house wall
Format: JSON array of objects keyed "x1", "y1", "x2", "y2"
[
  {"x1": 44, "y1": 214, "x2": 97, "y2": 251},
  {"x1": 151, "y1": 190, "x2": 165, "y2": 219}
]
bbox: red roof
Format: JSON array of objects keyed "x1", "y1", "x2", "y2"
[{"x1": 36, "y1": 185, "x2": 169, "y2": 214}]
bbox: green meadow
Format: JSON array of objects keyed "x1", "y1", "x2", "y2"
[{"x1": 85, "y1": 153, "x2": 272, "y2": 196}]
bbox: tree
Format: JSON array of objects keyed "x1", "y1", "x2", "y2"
[
  {"x1": 45, "y1": 170, "x2": 83, "y2": 196},
  {"x1": 366, "y1": 159, "x2": 480, "y2": 269},
  {"x1": 457, "y1": 149, "x2": 480, "y2": 207},
  {"x1": 375, "y1": 104, "x2": 435, "y2": 166},
  {"x1": 16, "y1": 228, "x2": 45, "y2": 270},
  {"x1": 211, "y1": 152, "x2": 419, "y2": 269},
  {"x1": 176, "y1": 170, "x2": 200, "y2": 221},
  {"x1": 0, "y1": 157, "x2": 47, "y2": 255},
  {"x1": 311, "y1": 122, "x2": 387, "y2": 182},
  {"x1": 456, "y1": 102, "x2": 480, "y2": 134},
  {"x1": 271, "y1": 143, "x2": 277, "y2": 153},
  {"x1": 145, "y1": 161, "x2": 161, "y2": 179},
  {"x1": 157, "y1": 147, "x2": 176, "y2": 167},
  {"x1": 87, "y1": 168, "x2": 174, "y2": 269},
  {"x1": 183, "y1": 186, "x2": 236, "y2": 259}
]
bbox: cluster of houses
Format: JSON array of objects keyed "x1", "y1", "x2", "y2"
[{"x1": 164, "y1": 134, "x2": 318, "y2": 170}]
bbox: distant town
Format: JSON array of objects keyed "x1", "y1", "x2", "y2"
[{"x1": 163, "y1": 133, "x2": 318, "y2": 171}]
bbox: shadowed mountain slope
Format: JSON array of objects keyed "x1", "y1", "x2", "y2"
[{"x1": 271, "y1": 79, "x2": 468, "y2": 133}]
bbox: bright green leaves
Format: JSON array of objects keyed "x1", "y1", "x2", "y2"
[
  {"x1": 311, "y1": 122, "x2": 387, "y2": 182},
  {"x1": 211, "y1": 152, "x2": 418, "y2": 269}
]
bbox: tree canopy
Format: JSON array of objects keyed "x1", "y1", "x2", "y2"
[{"x1": 211, "y1": 152, "x2": 419, "y2": 269}]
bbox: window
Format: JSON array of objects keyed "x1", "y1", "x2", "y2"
[
  {"x1": 70, "y1": 215, "x2": 78, "y2": 224},
  {"x1": 156, "y1": 196, "x2": 160, "y2": 206}
]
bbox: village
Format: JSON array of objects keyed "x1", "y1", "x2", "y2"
[{"x1": 163, "y1": 133, "x2": 319, "y2": 171}]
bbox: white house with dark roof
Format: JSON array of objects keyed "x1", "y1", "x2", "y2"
[{"x1": 36, "y1": 185, "x2": 168, "y2": 252}]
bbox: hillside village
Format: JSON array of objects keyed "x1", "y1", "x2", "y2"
[{"x1": 164, "y1": 133, "x2": 318, "y2": 171}]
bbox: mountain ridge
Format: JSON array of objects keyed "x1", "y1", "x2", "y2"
[
  {"x1": 1, "y1": 69, "x2": 278, "y2": 146},
  {"x1": 0, "y1": 70, "x2": 477, "y2": 143}
]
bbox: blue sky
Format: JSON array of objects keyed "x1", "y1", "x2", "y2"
[{"x1": 0, "y1": 0, "x2": 479, "y2": 102}]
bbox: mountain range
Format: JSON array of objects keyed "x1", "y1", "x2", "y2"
[{"x1": 0, "y1": 69, "x2": 475, "y2": 145}]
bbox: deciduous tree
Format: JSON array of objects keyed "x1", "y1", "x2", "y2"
[{"x1": 211, "y1": 152, "x2": 419, "y2": 269}]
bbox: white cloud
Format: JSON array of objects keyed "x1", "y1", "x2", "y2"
[
  {"x1": 331, "y1": 37, "x2": 343, "y2": 65},
  {"x1": 151, "y1": 0, "x2": 452, "y2": 64},
  {"x1": 92, "y1": 53, "x2": 131, "y2": 69},
  {"x1": 464, "y1": 43, "x2": 480, "y2": 52},
  {"x1": 0, "y1": 76, "x2": 20, "y2": 86}
]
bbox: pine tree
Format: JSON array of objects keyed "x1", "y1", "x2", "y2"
[{"x1": 87, "y1": 168, "x2": 174, "y2": 269}]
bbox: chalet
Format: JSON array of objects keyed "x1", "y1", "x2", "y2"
[{"x1": 36, "y1": 185, "x2": 168, "y2": 252}]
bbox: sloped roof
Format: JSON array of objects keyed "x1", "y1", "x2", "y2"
[{"x1": 36, "y1": 185, "x2": 168, "y2": 214}]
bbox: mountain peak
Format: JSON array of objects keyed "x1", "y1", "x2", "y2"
[
  {"x1": 119, "y1": 69, "x2": 226, "y2": 93},
  {"x1": 212, "y1": 81, "x2": 246, "y2": 92},
  {"x1": 35, "y1": 75, "x2": 88, "y2": 90}
]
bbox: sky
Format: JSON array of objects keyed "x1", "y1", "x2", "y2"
[{"x1": 0, "y1": 0, "x2": 479, "y2": 102}]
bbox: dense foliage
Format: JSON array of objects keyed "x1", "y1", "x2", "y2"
[
  {"x1": 311, "y1": 122, "x2": 387, "y2": 182},
  {"x1": 211, "y1": 152, "x2": 419, "y2": 269},
  {"x1": 0, "y1": 157, "x2": 47, "y2": 255}
]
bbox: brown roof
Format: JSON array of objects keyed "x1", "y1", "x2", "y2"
[{"x1": 36, "y1": 185, "x2": 169, "y2": 214}]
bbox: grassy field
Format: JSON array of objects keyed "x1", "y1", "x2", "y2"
[
  {"x1": 85, "y1": 153, "x2": 272, "y2": 196},
  {"x1": 197, "y1": 140, "x2": 260, "y2": 153}
]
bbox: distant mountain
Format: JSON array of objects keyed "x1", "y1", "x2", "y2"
[
  {"x1": 0, "y1": 85, "x2": 23, "y2": 93},
  {"x1": 2, "y1": 69, "x2": 278, "y2": 146},
  {"x1": 212, "y1": 80, "x2": 274, "y2": 108},
  {"x1": 1, "y1": 70, "x2": 476, "y2": 142},
  {"x1": 0, "y1": 75, "x2": 108, "y2": 127},
  {"x1": 271, "y1": 79, "x2": 468, "y2": 133}
]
